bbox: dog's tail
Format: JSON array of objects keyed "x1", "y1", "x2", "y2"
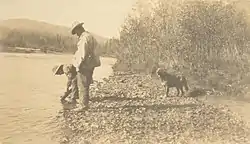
[{"x1": 181, "y1": 76, "x2": 189, "y2": 91}]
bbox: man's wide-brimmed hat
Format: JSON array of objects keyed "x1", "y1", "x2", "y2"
[
  {"x1": 52, "y1": 64, "x2": 64, "y2": 75},
  {"x1": 71, "y1": 21, "x2": 84, "y2": 35}
]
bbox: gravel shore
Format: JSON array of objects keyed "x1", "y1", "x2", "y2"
[{"x1": 56, "y1": 72, "x2": 250, "y2": 144}]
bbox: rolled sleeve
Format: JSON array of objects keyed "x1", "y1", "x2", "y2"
[{"x1": 72, "y1": 36, "x2": 88, "y2": 70}]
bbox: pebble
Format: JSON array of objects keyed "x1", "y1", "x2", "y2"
[{"x1": 56, "y1": 72, "x2": 250, "y2": 144}]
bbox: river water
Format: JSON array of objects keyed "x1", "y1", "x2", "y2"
[{"x1": 0, "y1": 53, "x2": 116, "y2": 144}]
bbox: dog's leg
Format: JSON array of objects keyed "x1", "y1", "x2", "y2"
[
  {"x1": 176, "y1": 87, "x2": 180, "y2": 96},
  {"x1": 166, "y1": 86, "x2": 170, "y2": 97},
  {"x1": 180, "y1": 87, "x2": 185, "y2": 96}
]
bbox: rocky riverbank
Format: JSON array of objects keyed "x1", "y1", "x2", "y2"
[{"x1": 56, "y1": 71, "x2": 250, "y2": 144}]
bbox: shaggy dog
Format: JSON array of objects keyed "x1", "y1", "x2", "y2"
[{"x1": 155, "y1": 68, "x2": 189, "y2": 96}]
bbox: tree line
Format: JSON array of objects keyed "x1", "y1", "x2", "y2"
[
  {"x1": 0, "y1": 28, "x2": 118, "y2": 55},
  {"x1": 111, "y1": 0, "x2": 250, "y2": 96}
]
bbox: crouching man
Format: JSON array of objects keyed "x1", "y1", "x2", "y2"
[{"x1": 52, "y1": 64, "x2": 78, "y2": 103}]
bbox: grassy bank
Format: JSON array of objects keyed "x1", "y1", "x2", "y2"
[{"x1": 112, "y1": 0, "x2": 250, "y2": 99}]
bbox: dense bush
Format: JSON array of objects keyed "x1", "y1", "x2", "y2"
[
  {"x1": 114, "y1": 0, "x2": 250, "y2": 96},
  {"x1": 101, "y1": 38, "x2": 120, "y2": 57}
]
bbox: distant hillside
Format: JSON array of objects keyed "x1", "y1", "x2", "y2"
[
  {"x1": 0, "y1": 18, "x2": 107, "y2": 44},
  {"x1": 0, "y1": 18, "x2": 110, "y2": 54}
]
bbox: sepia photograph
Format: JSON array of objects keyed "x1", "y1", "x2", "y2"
[{"x1": 1, "y1": 0, "x2": 250, "y2": 143}]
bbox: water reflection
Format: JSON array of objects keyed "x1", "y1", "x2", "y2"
[{"x1": 0, "y1": 53, "x2": 116, "y2": 144}]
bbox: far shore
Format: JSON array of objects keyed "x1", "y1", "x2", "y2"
[
  {"x1": 0, "y1": 51, "x2": 117, "y2": 59},
  {"x1": 0, "y1": 46, "x2": 116, "y2": 58}
]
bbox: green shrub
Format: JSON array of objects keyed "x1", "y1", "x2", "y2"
[{"x1": 115, "y1": 0, "x2": 250, "y2": 96}]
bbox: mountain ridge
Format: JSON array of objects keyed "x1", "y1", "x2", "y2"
[{"x1": 0, "y1": 18, "x2": 108, "y2": 44}]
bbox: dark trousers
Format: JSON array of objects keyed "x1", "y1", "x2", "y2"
[
  {"x1": 76, "y1": 68, "x2": 94, "y2": 107},
  {"x1": 69, "y1": 76, "x2": 79, "y2": 100},
  {"x1": 61, "y1": 68, "x2": 78, "y2": 102}
]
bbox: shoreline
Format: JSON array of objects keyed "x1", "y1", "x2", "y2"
[
  {"x1": 0, "y1": 53, "x2": 117, "y2": 144},
  {"x1": 56, "y1": 71, "x2": 250, "y2": 144},
  {"x1": 0, "y1": 52, "x2": 117, "y2": 61},
  {"x1": 0, "y1": 51, "x2": 116, "y2": 58}
]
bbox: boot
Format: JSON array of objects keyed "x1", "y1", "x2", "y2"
[{"x1": 73, "y1": 87, "x2": 90, "y2": 112}]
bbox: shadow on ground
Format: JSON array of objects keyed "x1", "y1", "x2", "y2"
[
  {"x1": 93, "y1": 103, "x2": 199, "y2": 112},
  {"x1": 187, "y1": 88, "x2": 210, "y2": 98},
  {"x1": 60, "y1": 95, "x2": 200, "y2": 111},
  {"x1": 90, "y1": 96, "x2": 145, "y2": 102}
]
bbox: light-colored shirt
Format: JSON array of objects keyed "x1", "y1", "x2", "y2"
[{"x1": 72, "y1": 31, "x2": 101, "y2": 71}]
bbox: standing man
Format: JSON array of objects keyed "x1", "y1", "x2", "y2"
[{"x1": 71, "y1": 21, "x2": 101, "y2": 111}]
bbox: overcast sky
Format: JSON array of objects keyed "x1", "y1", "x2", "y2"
[{"x1": 0, "y1": 0, "x2": 136, "y2": 38}]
